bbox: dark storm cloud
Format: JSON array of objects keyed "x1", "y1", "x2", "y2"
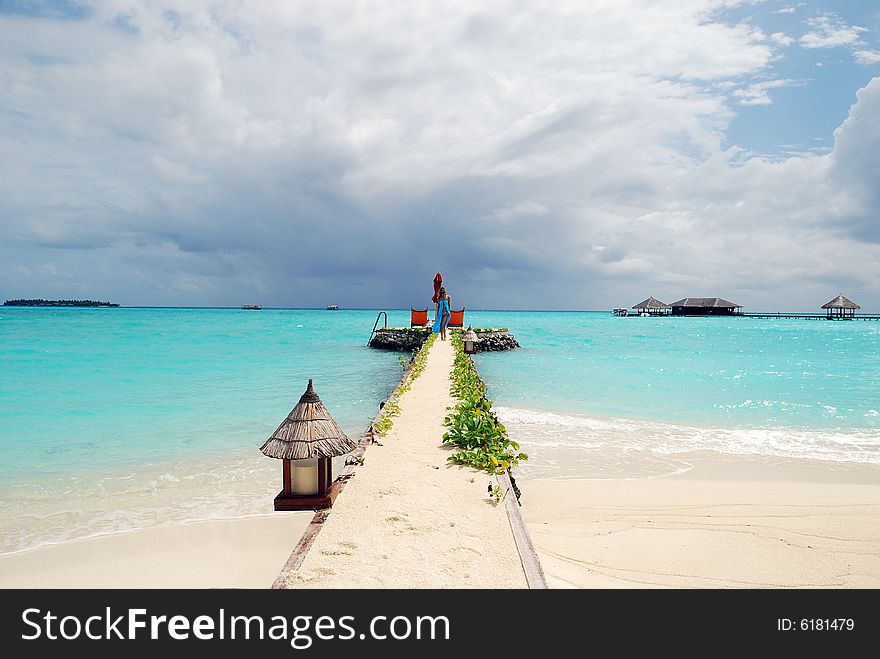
[{"x1": 0, "y1": 1, "x2": 878, "y2": 310}]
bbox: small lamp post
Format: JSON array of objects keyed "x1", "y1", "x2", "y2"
[
  {"x1": 260, "y1": 379, "x2": 357, "y2": 511},
  {"x1": 462, "y1": 326, "x2": 479, "y2": 355}
]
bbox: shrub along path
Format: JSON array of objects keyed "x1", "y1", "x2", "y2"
[{"x1": 281, "y1": 335, "x2": 527, "y2": 588}]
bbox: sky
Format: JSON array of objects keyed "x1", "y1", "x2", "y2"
[{"x1": 1, "y1": 0, "x2": 879, "y2": 311}]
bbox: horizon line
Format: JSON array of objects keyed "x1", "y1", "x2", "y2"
[{"x1": 5, "y1": 306, "x2": 878, "y2": 314}]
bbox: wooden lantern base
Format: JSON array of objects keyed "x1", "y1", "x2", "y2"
[
  {"x1": 274, "y1": 456, "x2": 339, "y2": 510},
  {"x1": 273, "y1": 481, "x2": 342, "y2": 511}
]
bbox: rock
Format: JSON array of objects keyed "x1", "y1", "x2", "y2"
[
  {"x1": 367, "y1": 328, "x2": 520, "y2": 352},
  {"x1": 369, "y1": 328, "x2": 430, "y2": 351},
  {"x1": 474, "y1": 330, "x2": 520, "y2": 352}
]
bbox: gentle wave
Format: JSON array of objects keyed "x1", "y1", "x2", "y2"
[
  {"x1": 0, "y1": 452, "x2": 289, "y2": 556},
  {"x1": 496, "y1": 405, "x2": 880, "y2": 480}
]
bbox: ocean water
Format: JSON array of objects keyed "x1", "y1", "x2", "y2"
[
  {"x1": 1, "y1": 307, "x2": 878, "y2": 553},
  {"x1": 468, "y1": 311, "x2": 880, "y2": 480},
  {"x1": 0, "y1": 308, "x2": 408, "y2": 554}
]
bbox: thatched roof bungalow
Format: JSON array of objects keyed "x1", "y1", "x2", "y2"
[
  {"x1": 821, "y1": 294, "x2": 860, "y2": 319},
  {"x1": 632, "y1": 297, "x2": 671, "y2": 316},
  {"x1": 669, "y1": 297, "x2": 742, "y2": 316}
]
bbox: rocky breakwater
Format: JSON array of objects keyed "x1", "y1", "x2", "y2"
[
  {"x1": 473, "y1": 329, "x2": 520, "y2": 352},
  {"x1": 369, "y1": 328, "x2": 430, "y2": 351},
  {"x1": 369, "y1": 327, "x2": 520, "y2": 352}
]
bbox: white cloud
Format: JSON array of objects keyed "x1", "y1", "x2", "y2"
[
  {"x1": 733, "y1": 79, "x2": 802, "y2": 106},
  {"x1": 0, "y1": 1, "x2": 879, "y2": 311},
  {"x1": 150, "y1": 156, "x2": 207, "y2": 184},
  {"x1": 492, "y1": 202, "x2": 550, "y2": 221},
  {"x1": 774, "y1": 7, "x2": 796, "y2": 14},
  {"x1": 770, "y1": 32, "x2": 794, "y2": 47},
  {"x1": 800, "y1": 16, "x2": 866, "y2": 50},
  {"x1": 828, "y1": 77, "x2": 880, "y2": 243},
  {"x1": 854, "y1": 50, "x2": 880, "y2": 65}
]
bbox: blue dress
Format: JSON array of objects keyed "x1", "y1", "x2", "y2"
[{"x1": 432, "y1": 299, "x2": 450, "y2": 333}]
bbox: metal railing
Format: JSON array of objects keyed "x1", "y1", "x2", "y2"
[{"x1": 368, "y1": 311, "x2": 388, "y2": 345}]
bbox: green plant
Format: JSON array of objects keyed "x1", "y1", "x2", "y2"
[
  {"x1": 442, "y1": 333, "x2": 528, "y2": 474},
  {"x1": 409, "y1": 332, "x2": 436, "y2": 381},
  {"x1": 488, "y1": 483, "x2": 504, "y2": 503},
  {"x1": 374, "y1": 332, "x2": 437, "y2": 437},
  {"x1": 374, "y1": 398, "x2": 401, "y2": 437}
]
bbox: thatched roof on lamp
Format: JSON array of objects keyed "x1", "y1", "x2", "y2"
[
  {"x1": 821, "y1": 294, "x2": 860, "y2": 310},
  {"x1": 260, "y1": 379, "x2": 357, "y2": 460},
  {"x1": 632, "y1": 297, "x2": 670, "y2": 309}
]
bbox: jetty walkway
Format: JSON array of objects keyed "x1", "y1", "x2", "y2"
[
  {"x1": 740, "y1": 313, "x2": 880, "y2": 321},
  {"x1": 278, "y1": 337, "x2": 529, "y2": 588}
]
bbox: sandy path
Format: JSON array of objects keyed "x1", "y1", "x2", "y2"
[{"x1": 284, "y1": 336, "x2": 527, "y2": 588}]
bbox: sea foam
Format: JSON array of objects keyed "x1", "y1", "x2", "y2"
[{"x1": 495, "y1": 405, "x2": 880, "y2": 480}]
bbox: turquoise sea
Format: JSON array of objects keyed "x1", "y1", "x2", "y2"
[
  {"x1": 472, "y1": 312, "x2": 880, "y2": 480},
  {"x1": 1, "y1": 308, "x2": 878, "y2": 554}
]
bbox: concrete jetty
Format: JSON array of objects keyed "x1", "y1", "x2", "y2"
[{"x1": 276, "y1": 337, "x2": 529, "y2": 588}]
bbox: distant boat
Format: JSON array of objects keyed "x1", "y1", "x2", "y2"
[
  {"x1": 326, "y1": 305, "x2": 340, "y2": 311},
  {"x1": 241, "y1": 304, "x2": 262, "y2": 310},
  {"x1": 612, "y1": 308, "x2": 628, "y2": 317}
]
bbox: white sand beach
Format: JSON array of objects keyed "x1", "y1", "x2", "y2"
[
  {"x1": 283, "y1": 336, "x2": 528, "y2": 588},
  {"x1": 0, "y1": 512, "x2": 311, "y2": 588},
  {"x1": 522, "y1": 453, "x2": 880, "y2": 588}
]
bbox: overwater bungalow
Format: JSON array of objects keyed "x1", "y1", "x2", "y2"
[
  {"x1": 821, "y1": 294, "x2": 859, "y2": 320},
  {"x1": 669, "y1": 297, "x2": 742, "y2": 316},
  {"x1": 632, "y1": 297, "x2": 671, "y2": 316}
]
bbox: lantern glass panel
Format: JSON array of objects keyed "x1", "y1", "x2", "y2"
[{"x1": 291, "y1": 458, "x2": 319, "y2": 495}]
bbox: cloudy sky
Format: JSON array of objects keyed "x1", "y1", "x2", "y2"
[{"x1": 1, "y1": 0, "x2": 879, "y2": 311}]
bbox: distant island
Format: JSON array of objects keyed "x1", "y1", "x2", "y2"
[{"x1": 3, "y1": 299, "x2": 120, "y2": 307}]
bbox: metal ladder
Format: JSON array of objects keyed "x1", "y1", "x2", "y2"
[{"x1": 368, "y1": 311, "x2": 388, "y2": 345}]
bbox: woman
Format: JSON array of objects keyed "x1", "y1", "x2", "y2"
[{"x1": 432, "y1": 287, "x2": 452, "y2": 340}]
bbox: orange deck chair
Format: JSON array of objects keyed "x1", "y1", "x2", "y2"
[
  {"x1": 410, "y1": 307, "x2": 428, "y2": 327},
  {"x1": 447, "y1": 308, "x2": 465, "y2": 328}
]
